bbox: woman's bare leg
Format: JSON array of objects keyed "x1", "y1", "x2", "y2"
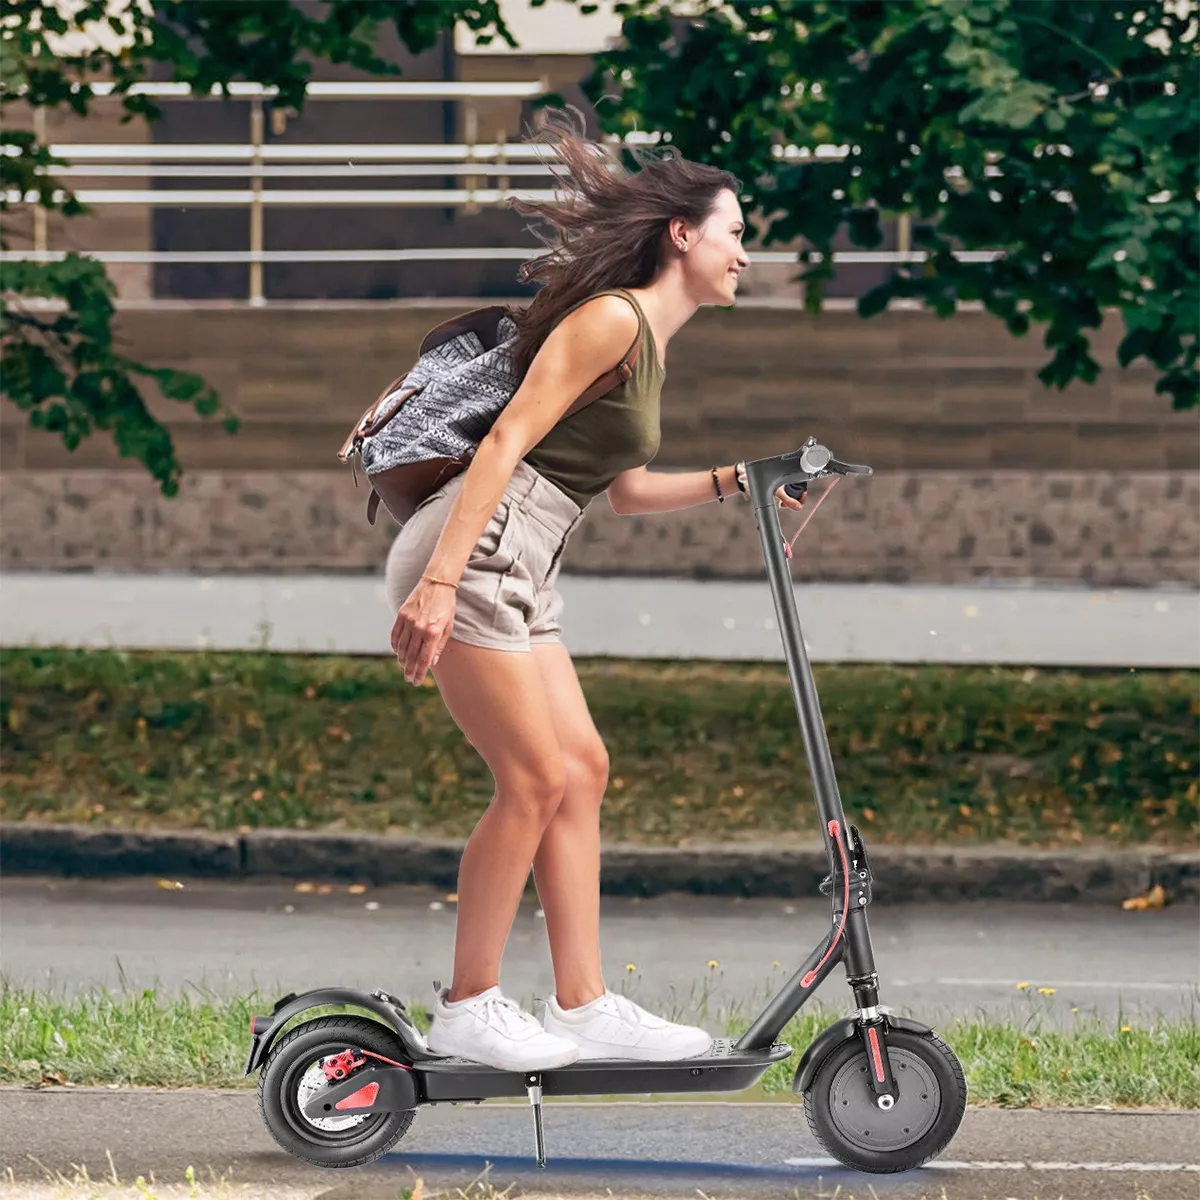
[
  {"x1": 529, "y1": 642, "x2": 610, "y2": 1011},
  {"x1": 429, "y1": 638, "x2": 567, "y2": 1002}
]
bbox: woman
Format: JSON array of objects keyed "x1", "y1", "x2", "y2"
[{"x1": 385, "y1": 108, "x2": 806, "y2": 1072}]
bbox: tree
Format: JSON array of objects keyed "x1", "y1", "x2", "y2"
[
  {"x1": 1, "y1": 1, "x2": 517, "y2": 494},
  {"x1": 570, "y1": 0, "x2": 1198, "y2": 409},
  {"x1": 6, "y1": 0, "x2": 1194, "y2": 497}
]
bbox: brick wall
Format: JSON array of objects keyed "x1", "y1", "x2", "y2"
[{"x1": 2, "y1": 302, "x2": 1196, "y2": 585}]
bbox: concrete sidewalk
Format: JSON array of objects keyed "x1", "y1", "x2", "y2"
[{"x1": 1, "y1": 571, "x2": 1197, "y2": 666}]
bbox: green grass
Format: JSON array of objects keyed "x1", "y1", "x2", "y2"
[
  {"x1": 2, "y1": 648, "x2": 1197, "y2": 847},
  {"x1": 2, "y1": 979, "x2": 1197, "y2": 1109}
]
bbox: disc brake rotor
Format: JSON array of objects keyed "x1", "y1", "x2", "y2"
[
  {"x1": 295, "y1": 1059, "x2": 370, "y2": 1133},
  {"x1": 827, "y1": 1046, "x2": 941, "y2": 1153}
]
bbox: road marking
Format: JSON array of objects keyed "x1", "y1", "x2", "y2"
[
  {"x1": 894, "y1": 977, "x2": 1197, "y2": 991},
  {"x1": 785, "y1": 1158, "x2": 1200, "y2": 1172}
]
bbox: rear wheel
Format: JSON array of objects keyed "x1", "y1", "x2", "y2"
[
  {"x1": 258, "y1": 1015, "x2": 417, "y2": 1168},
  {"x1": 802, "y1": 1028, "x2": 966, "y2": 1173}
]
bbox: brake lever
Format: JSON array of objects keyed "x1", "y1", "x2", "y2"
[{"x1": 827, "y1": 458, "x2": 873, "y2": 477}]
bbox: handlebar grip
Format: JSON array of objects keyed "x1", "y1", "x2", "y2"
[{"x1": 783, "y1": 481, "x2": 809, "y2": 500}]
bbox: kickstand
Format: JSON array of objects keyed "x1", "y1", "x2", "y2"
[{"x1": 525, "y1": 1072, "x2": 546, "y2": 1168}]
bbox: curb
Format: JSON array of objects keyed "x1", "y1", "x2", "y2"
[{"x1": 2, "y1": 822, "x2": 1197, "y2": 905}]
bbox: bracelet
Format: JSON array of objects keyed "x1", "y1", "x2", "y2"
[
  {"x1": 421, "y1": 574, "x2": 459, "y2": 590},
  {"x1": 711, "y1": 464, "x2": 725, "y2": 503}
]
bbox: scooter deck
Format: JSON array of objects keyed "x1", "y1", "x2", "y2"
[{"x1": 416, "y1": 1037, "x2": 794, "y2": 1101}]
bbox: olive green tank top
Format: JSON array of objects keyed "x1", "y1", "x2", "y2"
[{"x1": 522, "y1": 288, "x2": 664, "y2": 511}]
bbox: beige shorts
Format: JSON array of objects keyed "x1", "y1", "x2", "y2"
[{"x1": 384, "y1": 459, "x2": 586, "y2": 653}]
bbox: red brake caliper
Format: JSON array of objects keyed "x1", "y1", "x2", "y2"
[
  {"x1": 320, "y1": 1048, "x2": 366, "y2": 1082},
  {"x1": 318, "y1": 1048, "x2": 381, "y2": 1113}
]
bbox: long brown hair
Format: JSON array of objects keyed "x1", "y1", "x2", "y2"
[{"x1": 503, "y1": 106, "x2": 741, "y2": 377}]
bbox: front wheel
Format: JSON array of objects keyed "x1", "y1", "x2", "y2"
[
  {"x1": 258, "y1": 1015, "x2": 417, "y2": 1168},
  {"x1": 802, "y1": 1028, "x2": 966, "y2": 1174}
]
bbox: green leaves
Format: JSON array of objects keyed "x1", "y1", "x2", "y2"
[
  {"x1": 2, "y1": 2, "x2": 515, "y2": 485},
  {"x1": 0, "y1": 255, "x2": 237, "y2": 494},
  {"x1": 580, "y1": 0, "x2": 1198, "y2": 408}
]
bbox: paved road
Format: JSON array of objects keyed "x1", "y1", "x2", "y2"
[
  {"x1": 1, "y1": 1090, "x2": 1197, "y2": 1199},
  {"x1": 3, "y1": 877, "x2": 1196, "y2": 1025},
  {"x1": 2, "y1": 572, "x2": 1197, "y2": 666}
]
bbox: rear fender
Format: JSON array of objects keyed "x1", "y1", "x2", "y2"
[{"x1": 245, "y1": 987, "x2": 428, "y2": 1076}]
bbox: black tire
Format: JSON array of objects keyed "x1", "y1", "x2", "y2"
[
  {"x1": 802, "y1": 1028, "x2": 966, "y2": 1174},
  {"x1": 257, "y1": 1015, "x2": 417, "y2": 1168}
]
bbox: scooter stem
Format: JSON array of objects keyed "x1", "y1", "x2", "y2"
[{"x1": 743, "y1": 447, "x2": 852, "y2": 869}]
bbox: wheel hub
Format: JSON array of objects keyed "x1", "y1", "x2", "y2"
[
  {"x1": 828, "y1": 1047, "x2": 940, "y2": 1153},
  {"x1": 296, "y1": 1058, "x2": 369, "y2": 1133}
]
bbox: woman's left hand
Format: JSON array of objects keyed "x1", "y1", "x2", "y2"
[{"x1": 775, "y1": 484, "x2": 807, "y2": 511}]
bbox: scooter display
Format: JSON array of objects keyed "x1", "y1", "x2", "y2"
[{"x1": 246, "y1": 437, "x2": 968, "y2": 1174}]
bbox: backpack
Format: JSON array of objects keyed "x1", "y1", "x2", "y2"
[{"x1": 338, "y1": 304, "x2": 641, "y2": 527}]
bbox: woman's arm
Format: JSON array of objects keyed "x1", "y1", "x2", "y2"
[
  {"x1": 392, "y1": 295, "x2": 639, "y2": 684},
  {"x1": 607, "y1": 463, "x2": 744, "y2": 515},
  {"x1": 608, "y1": 463, "x2": 808, "y2": 516}
]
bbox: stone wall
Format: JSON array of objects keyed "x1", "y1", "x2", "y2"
[
  {"x1": 4, "y1": 468, "x2": 1196, "y2": 587},
  {"x1": 2, "y1": 302, "x2": 1197, "y2": 586}
]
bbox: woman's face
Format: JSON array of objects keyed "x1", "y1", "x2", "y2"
[{"x1": 681, "y1": 188, "x2": 750, "y2": 305}]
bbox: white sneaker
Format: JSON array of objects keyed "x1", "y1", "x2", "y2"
[
  {"x1": 426, "y1": 985, "x2": 581, "y2": 1072},
  {"x1": 543, "y1": 989, "x2": 714, "y2": 1061}
]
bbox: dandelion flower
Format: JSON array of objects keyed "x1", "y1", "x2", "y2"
[
  {"x1": 625, "y1": 963, "x2": 636, "y2": 972},
  {"x1": 1017, "y1": 981, "x2": 1029, "y2": 990},
  {"x1": 1038, "y1": 987, "x2": 1056, "y2": 996}
]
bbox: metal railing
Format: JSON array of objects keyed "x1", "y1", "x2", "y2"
[{"x1": 3, "y1": 79, "x2": 1018, "y2": 303}]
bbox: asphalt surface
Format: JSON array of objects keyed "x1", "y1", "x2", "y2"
[
  {"x1": 3, "y1": 571, "x2": 1197, "y2": 667},
  {"x1": 1, "y1": 1089, "x2": 1197, "y2": 1199},
  {"x1": 4, "y1": 878, "x2": 1198, "y2": 1198},
  {"x1": 3, "y1": 877, "x2": 1197, "y2": 1025}
]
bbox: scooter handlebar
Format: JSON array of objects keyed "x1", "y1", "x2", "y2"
[{"x1": 779, "y1": 442, "x2": 873, "y2": 499}]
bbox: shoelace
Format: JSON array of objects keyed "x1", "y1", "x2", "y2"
[
  {"x1": 474, "y1": 993, "x2": 540, "y2": 1037},
  {"x1": 605, "y1": 992, "x2": 648, "y2": 1027}
]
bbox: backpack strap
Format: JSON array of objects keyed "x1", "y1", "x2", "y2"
[{"x1": 557, "y1": 289, "x2": 644, "y2": 419}]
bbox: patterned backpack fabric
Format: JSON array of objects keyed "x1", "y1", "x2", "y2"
[
  {"x1": 339, "y1": 304, "x2": 640, "y2": 527},
  {"x1": 357, "y1": 313, "x2": 522, "y2": 477}
]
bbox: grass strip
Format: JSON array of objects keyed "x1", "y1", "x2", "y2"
[
  {"x1": 0, "y1": 1177, "x2": 1183, "y2": 1200},
  {"x1": 2, "y1": 650, "x2": 1197, "y2": 848},
  {"x1": 2, "y1": 982, "x2": 1197, "y2": 1109}
]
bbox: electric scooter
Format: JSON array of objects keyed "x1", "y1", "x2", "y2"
[{"x1": 247, "y1": 437, "x2": 968, "y2": 1174}]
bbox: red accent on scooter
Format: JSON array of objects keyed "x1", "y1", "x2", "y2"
[
  {"x1": 801, "y1": 818, "x2": 851, "y2": 988},
  {"x1": 321, "y1": 1049, "x2": 366, "y2": 1081},
  {"x1": 361, "y1": 1049, "x2": 412, "y2": 1071},
  {"x1": 782, "y1": 476, "x2": 840, "y2": 560},
  {"x1": 321, "y1": 1048, "x2": 413, "y2": 1086},
  {"x1": 334, "y1": 1080, "x2": 380, "y2": 1111},
  {"x1": 867, "y1": 1024, "x2": 886, "y2": 1082}
]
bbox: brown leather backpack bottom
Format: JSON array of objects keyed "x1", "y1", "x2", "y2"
[{"x1": 365, "y1": 453, "x2": 472, "y2": 526}]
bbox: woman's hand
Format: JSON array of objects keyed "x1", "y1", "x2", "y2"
[
  {"x1": 391, "y1": 578, "x2": 457, "y2": 685},
  {"x1": 775, "y1": 484, "x2": 807, "y2": 512}
]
